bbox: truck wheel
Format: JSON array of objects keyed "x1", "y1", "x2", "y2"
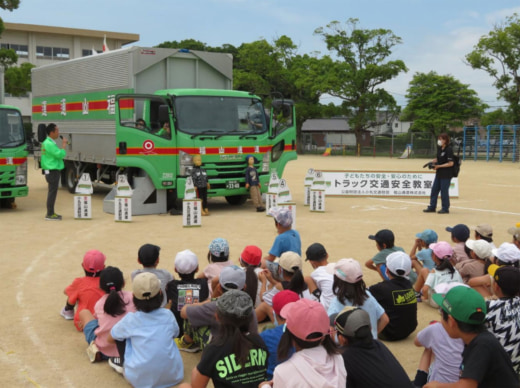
[
  {"x1": 64, "y1": 163, "x2": 78, "y2": 193},
  {"x1": 225, "y1": 195, "x2": 248, "y2": 206}
]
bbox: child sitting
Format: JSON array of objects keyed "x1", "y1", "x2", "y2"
[
  {"x1": 304, "y1": 243, "x2": 334, "y2": 311},
  {"x1": 60, "y1": 249, "x2": 106, "y2": 332},
  {"x1": 456, "y1": 239, "x2": 491, "y2": 284},
  {"x1": 197, "y1": 237, "x2": 232, "y2": 296},
  {"x1": 445, "y1": 224, "x2": 471, "y2": 264},
  {"x1": 109, "y1": 272, "x2": 184, "y2": 387},
  {"x1": 78, "y1": 266, "x2": 136, "y2": 362},
  {"x1": 328, "y1": 258, "x2": 389, "y2": 339},
  {"x1": 238, "y1": 245, "x2": 262, "y2": 306},
  {"x1": 131, "y1": 243, "x2": 173, "y2": 307},
  {"x1": 365, "y1": 229, "x2": 405, "y2": 281},
  {"x1": 410, "y1": 229, "x2": 437, "y2": 276},
  {"x1": 165, "y1": 249, "x2": 209, "y2": 352},
  {"x1": 414, "y1": 241, "x2": 463, "y2": 306}
]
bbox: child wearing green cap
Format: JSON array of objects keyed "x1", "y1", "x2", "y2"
[{"x1": 425, "y1": 286, "x2": 518, "y2": 388}]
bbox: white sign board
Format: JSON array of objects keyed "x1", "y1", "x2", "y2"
[
  {"x1": 321, "y1": 170, "x2": 459, "y2": 197},
  {"x1": 74, "y1": 195, "x2": 92, "y2": 219},
  {"x1": 310, "y1": 190, "x2": 325, "y2": 212},
  {"x1": 115, "y1": 197, "x2": 132, "y2": 222},
  {"x1": 277, "y1": 179, "x2": 292, "y2": 203},
  {"x1": 304, "y1": 168, "x2": 314, "y2": 206},
  {"x1": 75, "y1": 173, "x2": 93, "y2": 195},
  {"x1": 268, "y1": 170, "x2": 280, "y2": 193},
  {"x1": 183, "y1": 199, "x2": 202, "y2": 227},
  {"x1": 265, "y1": 192, "x2": 278, "y2": 214},
  {"x1": 116, "y1": 175, "x2": 133, "y2": 197}
]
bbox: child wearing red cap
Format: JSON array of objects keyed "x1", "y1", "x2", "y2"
[
  {"x1": 238, "y1": 245, "x2": 263, "y2": 306},
  {"x1": 60, "y1": 249, "x2": 107, "y2": 331},
  {"x1": 264, "y1": 298, "x2": 346, "y2": 388}
]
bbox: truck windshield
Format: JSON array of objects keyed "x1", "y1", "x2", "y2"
[
  {"x1": 174, "y1": 96, "x2": 267, "y2": 136},
  {"x1": 0, "y1": 109, "x2": 25, "y2": 148}
]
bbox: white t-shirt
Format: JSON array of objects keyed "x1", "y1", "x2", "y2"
[
  {"x1": 310, "y1": 266, "x2": 334, "y2": 311},
  {"x1": 424, "y1": 268, "x2": 463, "y2": 307}
]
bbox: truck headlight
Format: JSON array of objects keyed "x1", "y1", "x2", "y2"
[
  {"x1": 15, "y1": 161, "x2": 27, "y2": 185},
  {"x1": 179, "y1": 150, "x2": 194, "y2": 176},
  {"x1": 262, "y1": 151, "x2": 270, "y2": 172}
]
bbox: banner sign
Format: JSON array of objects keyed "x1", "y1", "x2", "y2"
[{"x1": 321, "y1": 170, "x2": 459, "y2": 198}]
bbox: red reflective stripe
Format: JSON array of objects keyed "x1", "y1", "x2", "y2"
[{"x1": 0, "y1": 157, "x2": 27, "y2": 165}]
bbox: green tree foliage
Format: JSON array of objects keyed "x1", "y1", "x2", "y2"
[
  {"x1": 465, "y1": 14, "x2": 520, "y2": 123},
  {"x1": 480, "y1": 108, "x2": 511, "y2": 127},
  {"x1": 0, "y1": 0, "x2": 20, "y2": 68},
  {"x1": 5, "y1": 62, "x2": 34, "y2": 96},
  {"x1": 155, "y1": 39, "x2": 238, "y2": 57},
  {"x1": 314, "y1": 19, "x2": 407, "y2": 155},
  {"x1": 401, "y1": 71, "x2": 486, "y2": 136}
]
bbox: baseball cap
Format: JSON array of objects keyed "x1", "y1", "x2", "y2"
[
  {"x1": 174, "y1": 249, "x2": 199, "y2": 274},
  {"x1": 465, "y1": 239, "x2": 492, "y2": 260},
  {"x1": 475, "y1": 224, "x2": 493, "y2": 238},
  {"x1": 305, "y1": 243, "x2": 328, "y2": 261},
  {"x1": 432, "y1": 286, "x2": 487, "y2": 324},
  {"x1": 490, "y1": 266, "x2": 520, "y2": 296},
  {"x1": 279, "y1": 251, "x2": 302, "y2": 272},
  {"x1": 219, "y1": 265, "x2": 246, "y2": 291},
  {"x1": 327, "y1": 258, "x2": 363, "y2": 284},
  {"x1": 415, "y1": 229, "x2": 438, "y2": 245},
  {"x1": 492, "y1": 242, "x2": 520, "y2": 264},
  {"x1": 368, "y1": 229, "x2": 395, "y2": 247},
  {"x1": 240, "y1": 245, "x2": 262, "y2": 266},
  {"x1": 429, "y1": 241, "x2": 454, "y2": 260},
  {"x1": 209, "y1": 238, "x2": 229, "y2": 258},
  {"x1": 445, "y1": 224, "x2": 470, "y2": 242},
  {"x1": 281, "y1": 299, "x2": 330, "y2": 341},
  {"x1": 386, "y1": 251, "x2": 412, "y2": 277},
  {"x1": 82, "y1": 249, "x2": 106, "y2": 273},
  {"x1": 507, "y1": 223, "x2": 520, "y2": 240},
  {"x1": 133, "y1": 272, "x2": 161, "y2": 300},
  {"x1": 272, "y1": 290, "x2": 300, "y2": 317},
  {"x1": 268, "y1": 207, "x2": 293, "y2": 227},
  {"x1": 216, "y1": 289, "x2": 253, "y2": 318},
  {"x1": 138, "y1": 244, "x2": 160, "y2": 266},
  {"x1": 334, "y1": 306, "x2": 371, "y2": 338}
]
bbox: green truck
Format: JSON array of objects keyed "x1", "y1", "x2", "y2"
[
  {"x1": 31, "y1": 47, "x2": 297, "y2": 215},
  {"x1": 0, "y1": 104, "x2": 28, "y2": 208}
]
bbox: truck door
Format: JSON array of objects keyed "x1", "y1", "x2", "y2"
[
  {"x1": 269, "y1": 99, "x2": 297, "y2": 176},
  {"x1": 115, "y1": 94, "x2": 176, "y2": 190}
]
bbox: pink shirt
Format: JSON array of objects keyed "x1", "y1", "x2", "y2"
[
  {"x1": 203, "y1": 261, "x2": 232, "y2": 295},
  {"x1": 93, "y1": 291, "x2": 136, "y2": 356},
  {"x1": 452, "y1": 242, "x2": 471, "y2": 264}
]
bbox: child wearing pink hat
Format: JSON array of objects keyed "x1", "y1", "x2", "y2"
[
  {"x1": 413, "y1": 241, "x2": 463, "y2": 307},
  {"x1": 60, "y1": 249, "x2": 107, "y2": 331},
  {"x1": 265, "y1": 299, "x2": 346, "y2": 388}
]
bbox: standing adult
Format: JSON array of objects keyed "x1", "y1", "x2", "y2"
[
  {"x1": 423, "y1": 132, "x2": 454, "y2": 214},
  {"x1": 41, "y1": 123, "x2": 67, "y2": 220}
]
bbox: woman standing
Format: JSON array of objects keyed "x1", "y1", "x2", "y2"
[{"x1": 423, "y1": 133, "x2": 454, "y2": 214}]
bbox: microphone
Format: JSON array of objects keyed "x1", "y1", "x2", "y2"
[{"x1": 59, "y1": 135, "x2": 71, "y2": 145}]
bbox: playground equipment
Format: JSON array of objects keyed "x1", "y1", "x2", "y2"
[{"x1": 462, "y1": 125, "x2": 519, "y2": 162}]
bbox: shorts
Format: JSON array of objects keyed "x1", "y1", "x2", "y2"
[{"x1": 83, "y1": 319, "x2": 99, "y2": 344}]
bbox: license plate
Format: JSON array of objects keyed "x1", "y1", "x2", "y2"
[{"x1": 226, "y1": 180, "x2": 240, "y2": 189}]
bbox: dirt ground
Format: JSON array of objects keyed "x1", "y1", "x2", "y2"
[{"x1": 1, "y1": 154, "x2": 519, "y2": 387}]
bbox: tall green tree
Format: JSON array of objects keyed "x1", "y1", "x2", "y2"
[
  {"x1": 0, "y1": 0, "x2": 20, "y2": 68},
  {"x1": 465, "y1": 14, "x2": 520, "y2": 123},
  {"x1": 401, "y1": 71, "x2": 486, "y2": 136},
  {"x1": 314, "y1": 19, "x2": 407, "y2": 155},
  {"x1": 5, "y1": 62, "x2": 34, "y2": 96}
]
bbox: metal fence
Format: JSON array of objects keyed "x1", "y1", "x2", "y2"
[{"x1": 462, "y1": 125, "x2": 519, "y2": 162}]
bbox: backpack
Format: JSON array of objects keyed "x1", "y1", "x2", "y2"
[
  {"x1": 37, "y1": 123, "x2": 47, "y2": 143},
  {"x1": 452, "y1": 141, "x2": 461, "y2": 178}
]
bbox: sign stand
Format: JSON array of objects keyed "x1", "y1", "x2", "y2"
[
  {"x1": 74, "y1": 173, "x2": 93, "y2": 220},
  {"x1": 114, "y1": 175, "x2": 133, "y2": 222},
  {"x1": 265, "y1": 170, "x2": 280, "y2": 215},
  {"x1": 310, "y1": 170, "x2": 326, "y2": 212},
  {"x1": 183, "y1": 177, "x2": 201, "y2": 227},
  {"x1": 304, "y1": 168, "x2": 314, "y2": 206}
]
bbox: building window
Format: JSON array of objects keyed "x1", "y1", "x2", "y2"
[
  {"x1": 0, "y1": 43, "x2": 28, "y2": 57},
  {"x1": 36, "y1": 46, "x2": 69, "y2": 59},
  {"x1": 82, "y1": 49, "x2": 97, "y2": 56},
  {"x1": 394, "y1": 122, "x2": 398, "y2": 128}
]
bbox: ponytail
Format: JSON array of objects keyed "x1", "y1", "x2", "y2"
[
  {"x1": 286, "y1": 268, "x2": 305, "y2": 297},
  {"x1": 244, "y1": 265, "x2": 259, "y2": 304},
  {"x1": 99, "y1": 266, "x2": 128, "y2": 317}
]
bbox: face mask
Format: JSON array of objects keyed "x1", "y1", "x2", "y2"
[{"x1": 437, "y1": 140, "x2": 443, "y2": 147}]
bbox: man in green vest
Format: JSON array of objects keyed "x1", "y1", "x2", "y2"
[{"x1": 41, "y1": 123, "x2": 67, "y2": 220}]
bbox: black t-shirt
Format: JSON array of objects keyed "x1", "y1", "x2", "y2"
[
  {"x1": 197, "y1": 333, "x2": 268, "y2": 388},
  {"x1": 368, "y1": 277, "x2": 417, "y2": 341},
  {"x1": 461, "y1": 330, "x2": 519, "y2": 388},
  {"x1": 436, "y1": 145, "x2": 454, "y2": 179},
  {"x1": 342, "y1": 340, "x2": 413, "y2": 388},
  {"x1": 166, "y1": 278, "x2": 209, "y2": 337}
]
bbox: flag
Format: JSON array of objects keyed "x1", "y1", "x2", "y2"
[
  {"x1": 91, "y1": 46, "x2": 98, "y2": 56},
  {"x1": 103, "y1": 34, "x2": 110, "y2": 52}
]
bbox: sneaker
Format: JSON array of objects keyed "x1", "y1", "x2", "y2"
[
  {"x1": 60, "y1": 307, "x2": 74, "y2": 320},
  {"x1": 256, "y1": 206, "x2": 266, "y2": 212},
  {"x1": 175, "y1": 336, "x2": 200, "y2": 353},
  {"x1": 422, "y1": 208, "x2": 435, "y2": 213},
  {"x1": 86, "y1": 341, "x2": 102, "y2": 363},
  {"x1": 437, "y1": 209, "x2": 449, "y2": 214},
  {"x1": 45, "y1": 213, "x2": 62, "y2": 221},
  {"x1": 414, "y1": 291, "x2": 422, "y2": 303},
  {"x1": 109, "y1": 357, "x2": 124, "y2": 374}
]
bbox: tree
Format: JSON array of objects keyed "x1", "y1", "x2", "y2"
[
  {"x1": 401, "y1": 71, "x2": 486, "y2": 137},
  {"x1": 314, "y1": 19, "x2": 407, "y2": 155},
  {"x1": 5, "y1": 62, "x2": 34, "y2": 96},
  {"x1": 0, "y1": 1, "x2": 20, "y2": 68},
  {"x1": 465, "y1": 14, "x2": 520, "y2": 123}
]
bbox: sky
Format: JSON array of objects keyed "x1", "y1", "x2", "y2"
[{"x1": 3, "y1": 0, "x2": 520, "y2": 110}]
